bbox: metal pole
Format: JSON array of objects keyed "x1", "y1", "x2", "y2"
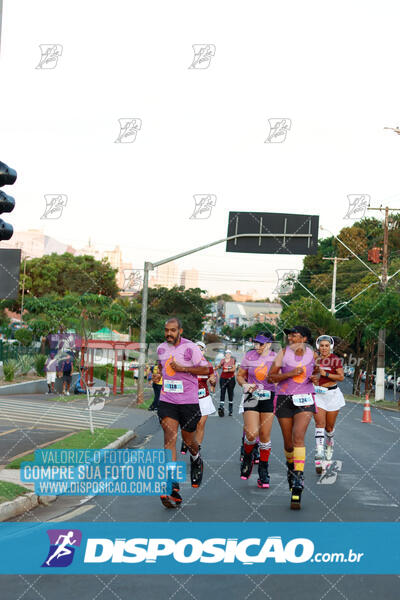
[
  {"x1": 20, "y1": 256, "x2": 26, "y2": 321},
  {"x1": 375, "y1": 207, "x2": 389, "y2": 401},
  {"x1": 393, "y1": 370, "x2": 396, "y2": 404},
  {"x1": 137, "y1": 261, "x2": 151, "y2": 404},
  {"x1": 331, "y1": 257, "x2": 337, "y2": 314},
  {"x1": 322, "y1": 256, "x2": 349, "y2": 314}
]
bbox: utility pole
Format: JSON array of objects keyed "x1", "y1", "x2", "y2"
[
  {"x1": 322, "y1": 256, "x2": 349, "y2": 314},
  {"x1": 20, "y1": 255, "x2": 27, "y2": 321},
  {"x1": 367, "y1": 205, "x2": 400, "y2": 400}
]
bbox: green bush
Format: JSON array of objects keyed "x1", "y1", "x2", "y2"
[
  {"x1": 93, "y1": 364, "x2": 113, "y2": 382},
  {"x1": 17, "y1": 355, "x2": 34, "y2": 376},
  {"x1": 14, "y1": 328, "x2": 33, "y2": 347},
  {"x1": 34, "y1": 354, "x2": 47, "y2": 377},
  {"x1": 3, "y1": 359, "x2": 17, "y2": 382}
]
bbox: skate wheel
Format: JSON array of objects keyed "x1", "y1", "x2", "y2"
[{"x1": 160, "y1": 494, "x2": 181, "y2": 509}]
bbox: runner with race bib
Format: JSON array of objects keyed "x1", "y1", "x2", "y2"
[
  {"x1": 312, "y1": 335, "x2": 345, "y2": 473},
  {"x1": 236, "y1": 333, "x2": 276, "y2": 488},
  {"x1": 153, "y1": 318, "x2": 210, "y2": 509},
  {"x1": 180, "y1": 341, "x2": 216, "y2": 455},
  {"x1": 268, "y1": 325, "x2": 318, "y2": 510}
]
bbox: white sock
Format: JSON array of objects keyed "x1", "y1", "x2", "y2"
[
  {"x1": 315, "y1": 427, "x2": 325, "y2": 449},
  {"x1": 325, "y1": 429, "x2": 334, "y2": 446}
]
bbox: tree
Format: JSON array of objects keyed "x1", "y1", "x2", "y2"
[
  {"x1": 138, "y1": 286, "x2": 212, "y2": 343},
  {"x1": 14, "y1": 328, "x2": 33, "y2": 346},
  {"x1": 23, "y1": 253, "x2": 119, "y2": 298}
]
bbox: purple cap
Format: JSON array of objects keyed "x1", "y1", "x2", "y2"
[{"x1": 254, "y1": 333, "x2": 273, "y2": 344}]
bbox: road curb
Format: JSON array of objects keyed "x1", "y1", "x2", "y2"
[
  {"x1": 345, "y1": 397, "x2": 399, "y2": 413},
  {"x1": 0, "y1": 429, "x2": 136, "y2": 522}
]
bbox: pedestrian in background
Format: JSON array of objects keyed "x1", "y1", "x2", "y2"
[
  {"x1": 148, "y1": 364, "x2": 162, "y2": 411},
  {"x1": 44, "y1": 351, "x2": 58, "y2": 394},
  {"x1": 217, "y1": 349, "x2": 236, "y2": 416}
]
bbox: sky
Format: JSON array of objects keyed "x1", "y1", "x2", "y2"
[{"x1": 1, "y1": 0, "x2": 400, "y2": 297}]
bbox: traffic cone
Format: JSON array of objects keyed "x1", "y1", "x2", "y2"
[{"x1": 362, "y1": 393, "x2": 372, "y2": 423}]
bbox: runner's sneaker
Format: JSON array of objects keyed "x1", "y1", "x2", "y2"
[
  {"x1": 218, "y1": 406, "x2": 224, "y2": 417},
  {"x1": 315, "y1": 447, "x2": 324, "y2": 474},
  {"x1": 240, "y1": 452, "x2": 253, "y2": 480},
  {"x1": 325, "y1": 442, "x2": 334, "y2": 461},
  {"x1": 160, "y1": 481, "x2": 182, "y2": 509},
  {"x1": 290, "y1": 471, "x2": 304, "y2": 510},
  {"x1": 180, "y1": 441, "x2": 188, "y2": 455},
  {"x1": 190, "y1": 455, "x2": 204, "y2": 488},
  {"x1": 286, "y1": 461, "x2": 295, "y2": 490},
  {"x1": 257, "y1": 461, "x2": 270, "y2": 488}
]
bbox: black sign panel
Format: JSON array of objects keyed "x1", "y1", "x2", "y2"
[
  {"x1": 0, "y1": 249, "x2": 21, "y2": 299},
  {"x1": 226, "y1": 212, "x2": 319, "y2": 255}
]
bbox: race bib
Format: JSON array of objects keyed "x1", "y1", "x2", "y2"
[
  {"x1": 163, "y1": 379, "x2": 184, "y2": 393},
  {"x1": 254, "y1": 390, "x2": 271, "y2": 400},
  {"x1": 198, "y1": 388, "x2": 206, "y2": 399},
  {"x1": 292, "y1": 393, "x2": 314, "y2": 407},
  {"x1": 314, "y1": 386, "x2": 328, "y2": 394}
]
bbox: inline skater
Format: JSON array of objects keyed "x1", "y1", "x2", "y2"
[
  {"x1": 181, "y1": 341, "x2": 216, "y2": 455},
  {"x1": 152, "y1": 318, "x2": 210, "y2": 508},
  {"x1": 237, "y1": 333, "x2": 276, "y2": 488},
  {"x1": 312, "y1": 335, "x2": 345, "y2": 473},
  {"x1": 217, "y1": 350, "x2": 236, "y2": 416},
  {"x1": 268, "y1": 326, "x2": 318, "y2": 509}
]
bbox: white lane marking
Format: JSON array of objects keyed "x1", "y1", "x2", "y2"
[
  {"x1": 49, "y1": 504, "x2": 95, "y2": 521},
  {"x1": 317, "y1": 460, "x2": 342, "y2": 485}
]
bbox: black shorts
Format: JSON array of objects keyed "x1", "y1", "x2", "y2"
[
  {"x1": 275, "y1": 394, "x2": 316, "y2": 418},
  {"x1": 243, "y1": 392, "x2": 275, "y2": 413},
  {"x1": 62, "y1": 374, "x2": 72, "y2": 384},
  {"x1": 158, "y1": 401, "x2": 201, "y2": 433}
]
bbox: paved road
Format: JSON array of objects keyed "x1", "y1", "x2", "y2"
[
  {"x1": 0, "y1": 394, "x2": 149, "y2": 464},
  {"x1": 3, "y1": 383, "x2": 399, "y2": 599}
]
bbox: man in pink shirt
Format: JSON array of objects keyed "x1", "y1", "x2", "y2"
[{"x1": 152, "y1": 317, "x2": 210, "y2": 508}]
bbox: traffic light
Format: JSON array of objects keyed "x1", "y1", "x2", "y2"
[
  {"x1": 0, "y1": 161, "x2": 17, "y2": 241},
  {"x1": 367, "y1": 247, "x2": 382, "y2": 264}
]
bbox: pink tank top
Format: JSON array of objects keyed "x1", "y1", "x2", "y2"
[{"x1": 276, "y1": 346, "x2": 315, "y2": 395}]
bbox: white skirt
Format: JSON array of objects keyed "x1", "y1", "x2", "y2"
[
  {"x1": 315, "y1": 386, "x2": 345, "y2": 411},
  {"x1": 199, "y1": 393, "x2": 216, "y2": 416}
]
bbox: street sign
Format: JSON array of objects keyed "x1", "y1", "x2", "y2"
[
  {"x1": 0, "y1": 248, "x2": 21, "y2": 299},
  {"x1": 226, "y1": 212, "x2": 319, "y2": 255}
]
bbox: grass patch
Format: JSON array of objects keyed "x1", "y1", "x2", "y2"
[
  {"x1": 0, "y1": 375, "x2": 44, "y2": 387},
  {"x1": 6, "y1": 428, "x2": 129, "y2": 469},
  {"x1": 136, "y1": 392, "x2": 155, "y2": 410},
  {"x1": 0, "y1": 481, "x2": 31, "y2": 503},
  {"x1": 344, "y1": 394, "x2": 399, "y2": 411}
]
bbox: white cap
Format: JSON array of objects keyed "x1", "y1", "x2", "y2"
[{"x1": 196, "y1": 341, "x2": 206, "y2": 350}]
